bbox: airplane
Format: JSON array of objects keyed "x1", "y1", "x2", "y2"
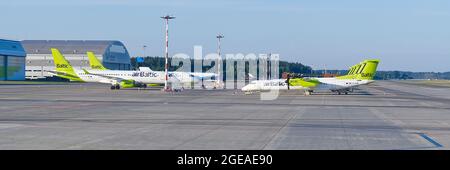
[
  {"x1": 241, "y1": 59, "x2": 380, "y2": 95},
  {"x1": 87, "y1": 51, "x2": 172, "y2": 87},
  {"x1": 47, "y1": 48, "x2": 181, "y2": 90},
  {"x1": 87, "y1": 51, "x2": 221, "y2": 88}
]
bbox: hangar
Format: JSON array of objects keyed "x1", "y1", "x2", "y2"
[
  {"x1": 22, "y1": 40, "x2": 132, "y2": 79},
  {"x1": 0, "y1": 39, "x2": 26, "y2": 81}
]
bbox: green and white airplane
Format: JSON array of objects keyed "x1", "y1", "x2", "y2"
[
  {"x1": 86, "y1": 51, "x2": 161, "y2": 87},
  {"x1": 86, "y1": 50, "x2": 219, "y2": 88},
  {"x1": 47, "y1": 48, "x2": 184, "y2": 89},
  {"x1": 241, "y1": 59, "x2": 380, "y2": 95},
  {"x1": 49, "y1": 48, "x2": 219, "y2": 89}
]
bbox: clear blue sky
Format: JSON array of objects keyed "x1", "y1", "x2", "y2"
[{"x1": 1, "y1": 0, "x2": 449, "y2": 72}]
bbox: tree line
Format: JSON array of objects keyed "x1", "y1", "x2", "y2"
[
  {"x1": 130, "y1": 56, "x2": 450, "y2": 80},
  {"x1": 130, "y1": 56, "x2": 313, "y2": 78},
  {"x1": 314, "y1": 70, "x2": 450, "y2": 80}
]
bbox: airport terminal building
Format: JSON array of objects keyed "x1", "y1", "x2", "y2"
[
  {"x1": 0, "y1": 39, "x2": 26, "y2": 80},
  {"x1": 22, "y1": 40, "x2": 132, "y2": 79}
]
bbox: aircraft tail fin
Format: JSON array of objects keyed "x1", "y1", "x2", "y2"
[
  {"x1": 51, "y1": 48, "x2": 75, "y2": 74},
  {"x1": 87, "y1": 51, "x2": 108, "y2": 70},
  {"x1": 337, "y1": 59, "x2": 380, "y2": 80},
  {"x1": 50, "y1": 48, "x2": 82, "y2": 81}
]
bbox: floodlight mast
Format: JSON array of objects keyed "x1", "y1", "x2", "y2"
[
  {"x1": 161, "y1": 15, "x2": 175, "y2": 91},
  {"x1": 216, "y1": 34, "x2": 224, "y2": 89},
  {"x1": 143, "y1": 45, "x2": 147, "y2": 57}
]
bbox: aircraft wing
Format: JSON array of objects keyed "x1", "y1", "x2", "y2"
[{"x1": 46, "y1": 70, "x2": 80, "y2": 79}]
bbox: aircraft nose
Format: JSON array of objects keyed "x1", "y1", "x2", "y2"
[
  {"x1": 241, "y1": 85, "x2": 250, "y2": 91},
  {"x1": 242, "y1": 84, "x2": 257, "y2": 91}
]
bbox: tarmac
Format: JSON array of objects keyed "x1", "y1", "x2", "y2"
[{"x1": 0, "y1": 80, "x2": 449, "y2": 150}]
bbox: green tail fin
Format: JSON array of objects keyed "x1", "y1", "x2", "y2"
[
  {"x1": 50, "y1": 48, "x2": 82, "y2": 81},
  {"x1": 87, "y1": 51, "x2": 108, "y2": 70},
  {"x1": 337, "y1": 59, "x2": 380, "y2": 80}
]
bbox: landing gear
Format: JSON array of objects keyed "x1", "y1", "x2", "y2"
[
  {"x1": 334, "y1": 90, "x2": 349, "y2": 95},
  {"x1": 137, "y1": 83, "x2": 147, "y2": 88},
  {"x1": 133, "y1": 82, "x2": 147, "y2": 89},
  {"x1": 304, "y1": 90, "x2": 312, "y2": 96},
  {"x1": 111, "y1": 84, "x2": 120, "y2": 90}
]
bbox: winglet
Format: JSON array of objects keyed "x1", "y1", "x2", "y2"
[{"x1": 82, "y1": 68, "x2": 91, "y2": 74}]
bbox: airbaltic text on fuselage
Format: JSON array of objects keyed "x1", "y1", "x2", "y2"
[
  {"x1": 131, "y1": 72, "x2": 159, "y2": 77},
  {"x1": 263, "y1": 81, "x2": 286, "y2": 87}
]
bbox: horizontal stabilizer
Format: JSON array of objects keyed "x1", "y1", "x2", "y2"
[{"x1": 138, "y1": 67, "x2": 153, "y2": 72}]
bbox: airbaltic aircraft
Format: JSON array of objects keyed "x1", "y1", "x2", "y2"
[
  {"x1": 241, "y1": 59, "x2": 380, "y2": 95},
  {"x1": 86, "y1": 51, "x2": 220, "y2": 88},
  {"x1": 48, "y1": 48, "x2": 183, "y2": 89}
]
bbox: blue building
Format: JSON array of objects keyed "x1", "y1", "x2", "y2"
[{"x1": 0, "y1": 39, "x2": 26, "y2": 80}]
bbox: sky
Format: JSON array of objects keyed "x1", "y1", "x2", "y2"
[{"x1": 1, "y1": 0, "x2": 449, "y2": 72}]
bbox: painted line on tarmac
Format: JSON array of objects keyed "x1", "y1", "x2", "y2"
[{"x1": 418, "y1": 133, "x2": 443, "y2": 148}]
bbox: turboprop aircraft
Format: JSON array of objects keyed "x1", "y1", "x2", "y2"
[
  {"x1": 241, "y1": 59, "x2": 380, "y2": 95},
  {"x1": 47, "y1": 48, "x2": 181, "y2": 90}
]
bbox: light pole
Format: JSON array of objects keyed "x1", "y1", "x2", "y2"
[
  {"x1": 140, "y1": 45, "x2": 147, "y2": 68},
  {"x1": 161, "y1": 15, "x2": 175, "y2": 91},
  {"x1": 216, "y1": 34, "x2": 224, "y2": 88},
  {"x1": 267, "y1": 53, "x2": 271, "y2": 80},
  {"x1": 143, "y1": 45, "x2": 147, "y2": 57}
]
